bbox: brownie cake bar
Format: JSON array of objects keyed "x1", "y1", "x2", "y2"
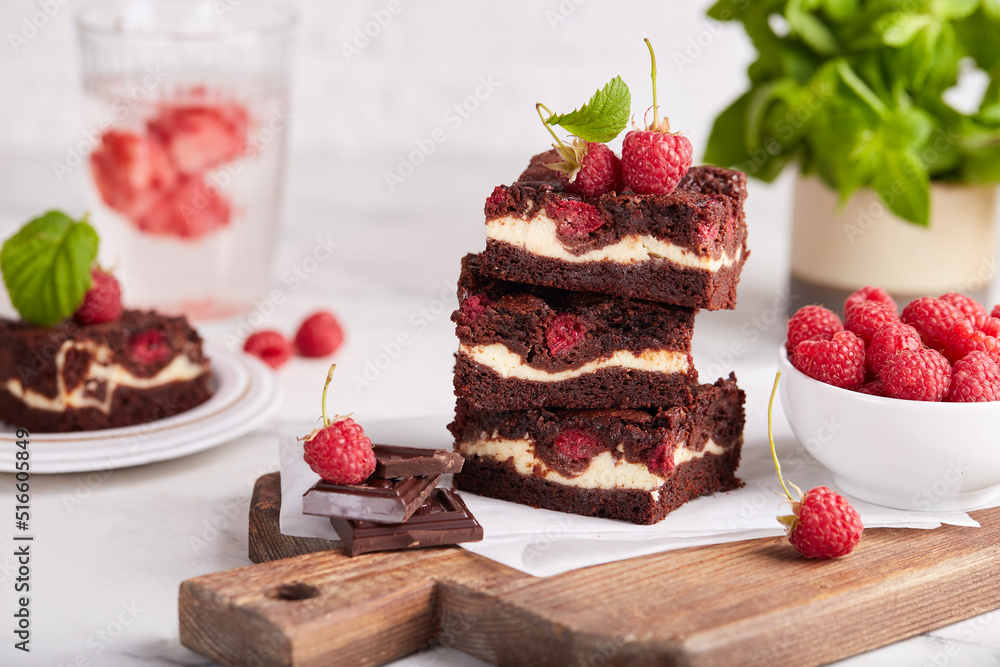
[
  {"x1": 450, "y1": 375, "x2": 745, "y2": 525},
  {"x1": 478, "y1": 151, "x2": 748, "y2": 310},
  {"x1": 0, "y1": 310, "x2": 213, "y2": 432},
  {"x1": 453, "y1": 254, "x2": 698, "y2": 409}
]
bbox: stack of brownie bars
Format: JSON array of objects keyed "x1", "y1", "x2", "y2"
[{"x1": 449, "y1": 150, "x2": 750, "y2": 525}]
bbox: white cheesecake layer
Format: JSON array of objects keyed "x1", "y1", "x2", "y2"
[
  {"x1": 458, "y1": 435, "x2": 728, "y2": 491},
  {"x1": 486, "y1": 210, "x2": 741, "y2": 270},
  {"x1": 5, "y1": 340, "x2": 208, "y2": 414},
  {"x1": 460, "y1": 343, "x2": 688, "y2": 382}
]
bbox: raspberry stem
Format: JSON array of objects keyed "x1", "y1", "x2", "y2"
[
  {"x1": 536, "y1": 102, "x2": 569, "y2": 151},
  {"x1": 645, "y1": 38, "x2": 658, "y2": 129},
  {"x1": 768, "y1": 371, "x2": 796, "y2": 502},
  {"x1": 320, "y1": 363, "x2": 336, "y2": 428}
]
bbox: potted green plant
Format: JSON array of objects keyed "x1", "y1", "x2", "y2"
[{"x1": 704, "y1": 0, "x2": 1000, "y2": 300}]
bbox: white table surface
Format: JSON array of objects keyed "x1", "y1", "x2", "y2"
[{"x1": 0, "y1": 153, "x2": 998, "y2": 666}]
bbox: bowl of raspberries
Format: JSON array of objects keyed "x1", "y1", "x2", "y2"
[{"x1": 778, "y1": 286, "x2": 1000, "y2": 512}]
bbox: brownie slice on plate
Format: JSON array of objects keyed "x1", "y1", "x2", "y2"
[{"x1": 0, "y1": 310, "x2": 213, "y2": 432}]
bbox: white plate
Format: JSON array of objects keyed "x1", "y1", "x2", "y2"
[{"x1": 0, "y1": 342, "x2": 283, "y2": 473}]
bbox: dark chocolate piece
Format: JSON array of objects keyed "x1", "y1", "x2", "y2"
[
  {"x1": 302, "y1": 474, "x2": 440, "y2": 524},
  {"x1": 373, "y1": 444, "x2": 465, "y2": 478},
  {"x1": 330, "y1": 488, "x2": 483, "y2": 557}
]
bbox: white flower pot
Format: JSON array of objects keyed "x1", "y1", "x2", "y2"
[{"x1": 790, "y1": 175, "x2": 998, "y2": 298}]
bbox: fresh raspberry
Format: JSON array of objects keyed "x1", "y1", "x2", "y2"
[
  {"x1": 148, "y1": 103, "x2": 248, "y2": 174},
  {"x1": 457, "y1": 294, "x2": 492, "y2": 323},
  {"x1": 303, "y1": 417, "x2": 376, "y2": 485},
  {"x1": 881, "y1": 347, "x2": 951, "y2": 401},
  {"x1": 992, "y1": 305, "x2": 1000, "y2": 320},
  {"x1": 973, "y1": 313, "x2": 1000, "y2": 337},
  {"x1": 128, "y1": 330, "x2": 172, "y2": 365},
  {"x1": 134, "y1": 175, "x2": 231, "y2": 239},
  {"x1": 947, "y1": 351, "x2": 1000, "y2": 402},
  {"x1": 244, "y1": 330, "x2": 292, "y2": 369},
  {"x1": 791, "y1": 331, "x2": 866, "y2": 390},
  {"x1": 295, "y1": 311, "x2": 344, "y2": 358},
  {"x1": 621, "y1": 129, "x2": 693, "y2": 195},
  {"x1": 545, "y1": 198, "x2": 605, "y2": 236},
  {"x1": 844, "y1": 301, "x2": 898, "y2": 346},
  {"x1": 857, "y1": 380, "x2": 886, "y2": 397},
  {"x1": 786, "y1": 305, "x2": 843, "y2": 351},
  {"x1": 867, "y1": 322, "x2": 922, "y2": 376},
  {"x1": 89, "y1": 130, "x2": 177, "y2": 219},
  {"x1": 648, "y1": 439, "x2": 676, "y2": 476},
  {"x1": 784, "y1": 486, "x2": 863, "y2": 559},
  {"x1": 546, "y1": 313, "x2": 587, "y2": 356},
  {"x1": 74, "y1": 270, "x2": 123, "y2": 325},
  {"x1": 900, "y1": 297, "x2": 964, "y2": 351},
  {"x1": 844, "y1": 286, "x2": 896, "y2": 315},
  {"x1": 558, "y1": 142, "x2": 623, "y2": 197},
  {"x1": 944, "y1": 316, "x2": 1000, "y2": 364},
  {"x1": 939, "y1": 292, "x2": 987, "y2": 320},
  {"x1": 553, "y1": 429, "x2": 603, "y2": 460}
]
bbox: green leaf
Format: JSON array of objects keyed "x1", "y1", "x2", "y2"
[
  {"x1": 875, "y1": 11, "x2": 934, "y2": 46},
  {"x1": 873, "y1": 149, "x2": 931, "y2": 225},
  {"x1": 836, "y1": 60, "x2": 889, "y2": 116},
  {"x1": 703, "y1": 88, "x2": 797, "y2": 182},
  {"x1": 0, "y1": 211, "x2": 99, "y2": 327},
  {"x1": 931, "y1": 0, "x2": 978, "y2": 19},
  {"x1": 962, "y1": 144, "x2": 1000, "y2": 181},
  {"x1": 985, "y1": 0, "x2": 1000, "y2": 20},
  {"x1": 787, "y1": 0, "x2": 840, "y2": 53},
  {"x1": 546, "y1": 76, "x2": 631, "y2": 144},
  {"x1": 704, "y1": 91, "x2": 754, "y2": 168},
  {"x1": 821, "y1": 0, "x2": 858, "y2": 22}
]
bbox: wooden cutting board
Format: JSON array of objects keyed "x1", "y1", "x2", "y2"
[{"x1": 179, "y1": 473, "x2": 1000, "y2": 667}]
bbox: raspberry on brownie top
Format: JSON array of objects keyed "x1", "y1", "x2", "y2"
[
  {"x1": 453, "y1": 253, "x2": 697, "y2": 409},
  {"x1": 479, "y1": 150, "x2": 749, "y2": 310},
  {"x1": 0, "y1": 310, "x2": 212, "y2": 432}
]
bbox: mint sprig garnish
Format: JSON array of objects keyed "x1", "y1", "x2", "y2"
[
  {"x1": 543, "y1": 76, "x2": 631, "y2": 144},
  {"x1": 1, "y1": 211, "x2": 99, "y2": 327}
]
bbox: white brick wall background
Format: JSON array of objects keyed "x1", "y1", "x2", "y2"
[{"x1": 0, "y1": 0, "x2": 754, "y2": 161}]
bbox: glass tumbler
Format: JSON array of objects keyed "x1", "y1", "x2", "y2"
[{"x1": 76, "y1": 0, "x2": 296, "y2": 319}]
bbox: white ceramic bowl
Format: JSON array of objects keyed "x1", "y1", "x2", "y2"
[{"x1": 777, "y1": 347, "x2": 1000, "y2": 512}]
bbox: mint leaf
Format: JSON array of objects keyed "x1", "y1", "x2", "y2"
[
  {"x1": 876, "y1": 11, "x2": 934, "y2": 47},
  {"x1": 546, "y1": 76, "x2": 631, "y2": 143},
  {"x1": 1, "y1": 211, "x2": 99, "y2": 327},
  {"x1": 874, "y1": 149, "x2": 930, "y2": 226},
  {"x1": 787, "y1": 0, "x2": 840, "y2": 54}
]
